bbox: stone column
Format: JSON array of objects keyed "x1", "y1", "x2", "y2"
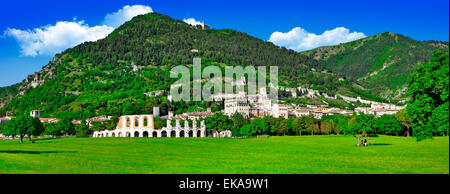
[
  {"x1": 184, "y1": 120, "x2": 189, "y2": 130},
  {"x1": 167, "y1": 120, "x2": 172, "y2": 129},
  {"x1": 176, "y1": 119, "x2": 181, "y2": 129},
  {"x1": 193, "y1": 119, "x2": 197, "y2": 129},
  {"x1": 150, "y1": 115, "x2": 154, "y2": 130}
]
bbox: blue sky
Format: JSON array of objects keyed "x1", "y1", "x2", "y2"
[{"x1": 0, "y1": 0, "x2": 448, "y2": 87}]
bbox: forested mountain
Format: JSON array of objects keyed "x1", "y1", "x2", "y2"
[
  {"x1": 0, "y1": 84, "x2": 18, "y2": 109},
  {"x1": 303, "y1": 32, "x2": 448, "y2": 100},
  {"x1": 0, "y1": 13, "x2": 355, "y2": 119},
  {"x1": 0, "y1": 12, "x2": 447, "y2": 119}
]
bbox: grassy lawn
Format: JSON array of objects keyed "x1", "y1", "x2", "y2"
[{"x1": 0, "y1": 135, "x2": 448, "y2": 174}]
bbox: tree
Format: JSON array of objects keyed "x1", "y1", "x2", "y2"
[
  {"x1": 395, "y1": 109, "x2": 412, "y2": 136},
  {"x1": 43, "y1": 122, "x2": 60, "y2": 136},
  {"x1": 75, "y1": 120, "x2": 89, "y2": 137},
  {"x1": 239, "y1": 124, "x2": 255, "y2": 136},
  {"x1": 343, "y1": 113, "x2": 375, "y2": 136},
  {"x1": 319, "y1": 120, "x2": 333, "y2": 135},
  {"x1": 58, "y1": 118, "x2": 75, "y2": 136},
  {"x1": 429, "y1": 101, "x2": 449, "y2": 136},
  {"x1": 231, "y1": 113, "x2": 247, "y2": 137},
  {"x1": 407, "y1": 50, "x2": 449, "y2": 140},
  {"x1": 277, "y1": 119, "x2": 287, "y2": 136},
  {"x1": 2, "y1": 115, "x2": 44, "y2": 143},
  {"x1": 286, "y1": 118, "x2": 294, "y2": 135},
  {"x1": 292, "y1": 116, "x2": 311, "y2": 135},
  {"x1": 251, "y1": 118, "x2": 269, "y2": 135},
  {"x1": 373, "y1": 114, "x2": 403, "y2": 136},
  {"x1": 205, "y1": 113, "x2": 232, "y2": 133}
]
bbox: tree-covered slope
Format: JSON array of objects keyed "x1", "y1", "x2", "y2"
[
  {"x1": 0, "y1": 84, "x2": 18, "y2": 109},
  {"x1": 304, "y1": 32, "x2": 449, "y2": 100}
]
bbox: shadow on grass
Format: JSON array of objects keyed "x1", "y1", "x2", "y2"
[
  {"x1": 371, "y1": 143, "x2": 392, "y2": 146},
  {"x1": 32, "y1": 137, "x2": 58, "y2": 142},
  {"x1": 0, "y1": 150, "x2": 77, "y2": 154}
]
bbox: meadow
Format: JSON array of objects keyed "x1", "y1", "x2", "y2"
[{"x1": 0, "y1": 135, "x2": 448, "y2": 174}]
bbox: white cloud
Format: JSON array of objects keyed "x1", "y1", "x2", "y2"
[
  {"x1": 183, "y1": 18, "x2": 203, "y2": 26},
  {"x1": 268, "y1": 27, "x2": 366, "y2": 52},
  {"x1": 103, "y1": 5, "x2": 153, "y2": 28},
  {"x1": 4, "y1": 4, "x2": 153, "y2": 57},
  {"x1": 4, "y1": 21, "x2": 114, "y2": 57}
]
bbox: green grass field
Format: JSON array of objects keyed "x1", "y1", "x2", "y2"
[{"x1": 0, "y1": 135, "x2": 448, "y2": 174}]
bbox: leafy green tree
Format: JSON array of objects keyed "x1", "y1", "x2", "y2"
[
  {"x1": 343, "y1": 113, "x2": 375, "y2": 136},
  {"x1": 43, "y1": 122, "x2": 60, "y2": 136},
  {"x1": 429, "y1": 101, "x2": 449, "y2": 136},
  {"x1": 407, "y1": 50, "x2": 449, "y2": 140},
  {"x1": 2, "y1": 115, "x2": 44, "y2": 143},
  {"x1": 58, "y1": 118, "x2": 75, "y2": 136},
  {"x1": 239, "y1": 124, "x2": 255, "y2": 136},
  {"x1": 395, "y1": 109, "x2": 412, "y2": 136},
  {"x1": 205, "y1": 113, "x2": 232, "y2": 133},
  {"x1": 75, "y1": 120, "x2": 89, "y2": 137},
  {"x1": 286, "y1": 118, "x2": 294, "y2": 135},
  {"x1": 251, "y1": 118, "x2": 269, "y2": 135},
  {"x1": 231, "y1": 113, "x2": 248, "y2": 136},
  {"x1": 373, "y1": 114, "x2": 403, "y2": 136}
]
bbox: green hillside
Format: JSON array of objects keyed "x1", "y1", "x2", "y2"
[
  {"x1": 0, "y1": 13, "x2": 355, "y2": 119},
  {"x1": 304, "y1": 32, "x2": 448, "y2": 99},
  {"x1": 0, "y1": 13, "x2": 446, "y2": 119}
]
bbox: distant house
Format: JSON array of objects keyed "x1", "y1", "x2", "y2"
[
  {"x1": 0, "y1": 116, "x2": 14, "y2": 124},
  {"x1": 30, "y1": 110, "x2": 41, "y2": 118}
]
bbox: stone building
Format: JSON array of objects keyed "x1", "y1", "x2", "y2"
[
  {"x1": 93, "y1": 114, "x2": 206, "y2": 138},
  {"x1": 224, "y1": 99, "x2": 250, "y2": 117}
]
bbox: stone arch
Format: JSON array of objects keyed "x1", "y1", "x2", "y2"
[
  {"x1": 180, "y1": 130, "x2": 185, "y2": 138},
  {"x1": 105, "y1": 133, "x2": 109, "y2": 137},
  {"x1": 161, "y1": 131, "x2": 167, "y2": 137},
  {"x1": 126, "y1": 132, "x2": 131, "y2": 137},
  {"x1": 118, "y1": 132, "x2": 123, "y2": 137},
  {"x1": 188, "y1": 130, "x2": 193, "y2": 137},
  {"x1": 143, "y1": 131, "x2": 149, "y2": 137},
  {"x1": 134, "y1": 131, "x2": 140, "y2": 137},
  {"x1": 126, "y1": 117, "x2": 131, "y2": 128},
  {"x1": 112, "y1": 132, "x2": 116, "y2": 137},
  {"x1": 197, "y1": 130, "x2": 201, "y2": 138},
  {"x1": 152, "y1": 131, "x2": 158, "y2": 137},
  {"x1": 170, "y1": 131, "x2": 176, "y2": 138}
]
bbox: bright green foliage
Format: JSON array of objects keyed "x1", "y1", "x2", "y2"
[
  {"x1": 342, "y1": 113, "x2": 376, "y2": 136},
  {"x1": 373, "y1": 114, "x2": 403, "y2": 135},
  {"x1": 43, "y1": 122, "x2": 60, "y2": 136},
  {"x1": 231, "y1": 113, "x2": 248, "y2": 136},
  {"x1": 407, "y1": 50, "x2": 449, "y2": 140},
  {"x1": 1, "y1": 115, "x2": 44, "y2": 143},
  {"x1": 205, "y1": 112, "x2": 232, "y2": 132},
  {"x1": 0, "y1": 12, "x2": 400, "y2": 119},
  {"x1": 58, "y1": 118, "x2": 75, "y2": 136},
  {"x1": 251, "y1": 118, "x2": 269, "y2": 135},
  {"x1": 75, "y1": 120, "x2": 89, "y2": 137},
  {"x1": 395, "y1": 109, "x2": 412, "y2": 136},
  {"x1": 306, "y1": 32, "x2": 448, "y2": 99},
  {"x1": 0, "y1": 136, "x2": 447, "y2": 174},
  {"x1": 239, "y1": 124, "x2": 255, "y2": 136}
]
